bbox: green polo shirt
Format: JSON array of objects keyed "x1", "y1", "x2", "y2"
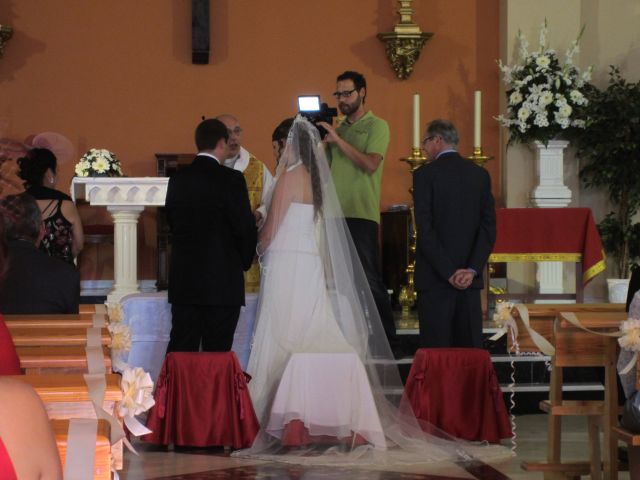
[{"x1": 329, "y1": 111, "x2": 390, "y2": 224}]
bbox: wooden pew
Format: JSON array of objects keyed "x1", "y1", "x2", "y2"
[
  {"x1": 4, "y1": 313, "x2": 108, "y2": 329},
  {"x1": 522, "y1": 310, "x2": 625, "y2": 480},
  {"x1": 508, "y1": 303, "x2": 625, "y2": 352},
  {"x1": 8, "y1": 327, "x2": 111, "y2": 347},
  {"x1": 53, "y1": 419, "x2": 111, "y2": 480},
  {"x1": 16, "y1": 346, "x2": 112, "y2": 375},
  {"x1": 79, "y1": 304, "x2": 108, "y2": 314},
  {"x1": 13, "y1": 374, "x2": 124, "y2": 469}
]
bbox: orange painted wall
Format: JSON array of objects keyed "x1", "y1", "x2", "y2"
[{"x1": 0, "y1": 0, "x2": 501, "y2": 280}]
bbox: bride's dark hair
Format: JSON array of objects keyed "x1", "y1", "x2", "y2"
[{"x1": 295, "y1": 125, "x2": 323, "y2": 219}]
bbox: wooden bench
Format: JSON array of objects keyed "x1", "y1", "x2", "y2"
[
  {"x1": 4, "y1": 313, "x2": 108, "y2": 329},
  {"x1": 8, "y1": 327, "x2": 111, "y2": 347},
  {"x1": 522, "y1": 311, "x2": 625, "y2": 480},
  {"x1": 53, "y1": 418, "x2": 111, "y2": 480},
  {"x1": 508, "y1": 303, "x2": 625, "y2": 352},
  {"x1": 79, "y1": 304, "x2": 108, "y2": 314},
  {"x1": 12, "y1": 373, "x2": 124, "y2": 469},
  {"x1": 16, "y1": 346, "x2": 112, "y2": 375}
]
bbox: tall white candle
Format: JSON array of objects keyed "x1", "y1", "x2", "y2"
[
  {"x1": 413, "y1": 94, "x2": 420, "y2": 149},
  {"x1": 474, "y1": 90, "x2": 481, "y2": 148}
]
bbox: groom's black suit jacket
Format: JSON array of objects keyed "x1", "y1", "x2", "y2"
[
  {"x1": 165, "y1": 154, "x2": 257, "y2": 306},
  {"x1": 413, "y1": 151, "x2": 496, "y2": 290}
]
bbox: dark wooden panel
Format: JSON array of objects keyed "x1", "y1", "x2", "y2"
[{"x1": 380, "y1": 209, "x2": 411, "y2": 308}]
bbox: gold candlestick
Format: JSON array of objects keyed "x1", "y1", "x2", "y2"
[
  {"x1": 467, "y1": 146, "x2": 493, "y2": 168},
  {"x1": 397, "y1": 147, "x2": 427, "y2": 323}
]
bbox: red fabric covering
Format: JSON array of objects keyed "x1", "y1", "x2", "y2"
[
  {"x1": 143, "y1": 352, "x2": 259, "y2": 448},
  {"x1": 0, "y1": 437, "x2": 17, "y2": 480},
  {"x1": 0, "y1": 315, "x2": 20, "y2": 375},
  {"x1": 491, "y1": 207, "x2": 605, "y2": 284},
  {"x1": 280, "y1": 419, "x2": 368, "y2": 447},
  {"x1": 403, "y1": 348, "x2": 511, "y2": 443}
]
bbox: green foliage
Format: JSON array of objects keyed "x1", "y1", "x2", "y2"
[{"x1": 573, "y1": 66, "x2": 640, "y2": 278}]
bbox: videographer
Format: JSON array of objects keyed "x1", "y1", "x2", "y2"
[{"x1": 318, "y1": 70, "x2": 398, "y2": 353}]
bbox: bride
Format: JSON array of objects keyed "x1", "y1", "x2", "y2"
[{"x1": 236, "y1": 116, "x2": 510, "y2": 466}]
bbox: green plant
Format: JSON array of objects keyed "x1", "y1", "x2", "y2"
[{"x1": 573, "y1": 66, "x2": 640, "y2": 278}]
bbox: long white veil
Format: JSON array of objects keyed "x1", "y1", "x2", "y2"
[{"x1": 234, "y1": 116, "x2": 510, "y2": 467}]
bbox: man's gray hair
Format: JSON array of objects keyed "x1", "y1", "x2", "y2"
[{"x1": 427, "y1": 119, "x2": 459, "y2": 147}]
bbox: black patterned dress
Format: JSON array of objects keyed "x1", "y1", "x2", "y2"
[{"x1": 27, "y1": 186, "x2": 75, "y2": 265}]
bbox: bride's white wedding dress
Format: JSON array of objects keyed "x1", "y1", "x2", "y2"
[{"x1": 248, "y1": 202, "x2": 357, "y2": 421}]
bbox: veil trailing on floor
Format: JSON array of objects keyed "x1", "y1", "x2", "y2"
[{"x1": 233, "y1": 116, "x2": 511, "y2": 467}]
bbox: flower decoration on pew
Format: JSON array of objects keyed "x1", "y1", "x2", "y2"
[
  {"x1": 619, "y1": 318, "x2": 640, "y2": 351},
  {"x1": 106, "y1": 302, "x2": 123, "y2": 323},
  {"x1": 489, "y1": 301, "x2": 519, "y2": 343},
  {"x1": 108, "y1": 323, "x2": 132, "y2": 353},
  {"x1": 119, "y1": 366, "x2": 155, "y2": 436},
  {"x1": 74, "y1": 148, "x2": 123, "y2": 177},
  {"x1": 496, "y1": 20, "x2": 592, "y2": 145}
]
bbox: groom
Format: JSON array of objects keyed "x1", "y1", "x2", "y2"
[{"x1": 165, "y1": 118, "x2": 257, "y2": 352}]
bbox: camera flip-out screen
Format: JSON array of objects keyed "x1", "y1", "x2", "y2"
[{"x1": 298, "y1": 95, "x2": 321, "y2": 112}]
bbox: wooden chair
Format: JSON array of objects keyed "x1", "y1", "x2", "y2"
[
  {"x1": 522, "y1": 311, "x2": 625, "y2": 480},
  {"x1": 53, "y1": 419, "x2": 111, "y2": 480},
  {"x1": 509, "y1": 303, "x2": 625, "y2": 353},
  {"x1": 16, "y1": 345, "x2": 112, "y2": 374},
  {"x1": 613, "y1": 355, "x2": 640, "y2": 473}
]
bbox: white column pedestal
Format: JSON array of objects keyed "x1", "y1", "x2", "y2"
[
  {"x1": 531, "y1": 140, "x2": 572, "y2": 300},
  {"x1": 531, "y1": 140, "x2": 572, "y2": 208},
  {"x1": 107, "y1": 206, "x2": 144, "y2": 303}
]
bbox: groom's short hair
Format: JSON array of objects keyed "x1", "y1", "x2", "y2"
[{"x1": 195, "y1": 118, "x2": 229, "y2": 151}]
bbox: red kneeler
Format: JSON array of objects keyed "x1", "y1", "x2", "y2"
[
  {"x1": 143, "y1": 352, "x2": 259, "y2": 448},
  {"x1": 403, "y1": 348, "x2": 512, "y2": 443}
]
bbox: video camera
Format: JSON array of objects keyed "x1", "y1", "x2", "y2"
[{"x1": 297, "y1": 95, "x2": 338, "y2": 138}]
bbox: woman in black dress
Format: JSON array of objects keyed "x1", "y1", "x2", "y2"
[{"x1": 18, "y1": 148, "x2": 83, "y2": 265}]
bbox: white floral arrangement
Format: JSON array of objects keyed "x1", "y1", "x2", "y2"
[
  {"x1": 74, "y1": 148, "x2": 123, "y2": 177},
  {"x1": 496, "y1": 20, "x2": 593, "y2": 145}
]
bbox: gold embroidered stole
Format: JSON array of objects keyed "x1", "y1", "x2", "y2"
[{"x1": 243, "y1": 156, "x2": 263, "y2": 293}]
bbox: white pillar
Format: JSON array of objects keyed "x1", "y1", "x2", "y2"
[
  {"x1": 530, "y1": 140, "x2": 572, "y2": 301},
  {"x1": 531, "y1": 140, "x2": 572, "y2": 208},
  {"x1": 107, "y1": 206, "x2": 143, "y2": 303}
]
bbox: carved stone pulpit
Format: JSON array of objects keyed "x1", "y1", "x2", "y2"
[{"x1": 71, "y1": 177, "x2": 168, "y2": 303}]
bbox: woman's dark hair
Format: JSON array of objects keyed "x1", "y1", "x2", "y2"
[
  {"x1": 296, "y1": 125, "x2": 323, "y2": 219},
  {"x1": 0, "y1": 213, "x2": 8, "y2": 285},
  {"x1": 17, "y1": 147, "x2": 57, "y2": 188}
]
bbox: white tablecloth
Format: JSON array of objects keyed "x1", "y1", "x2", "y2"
[
  {"x1": 115, "y1": 292, "x2": 172, "y2": 385},
  {"x1": 266, "y1": 352, "x2": 386, "y2": 448}
]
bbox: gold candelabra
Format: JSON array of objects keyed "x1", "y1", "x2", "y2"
[
  {"x1": 397, "y1": 147, "x2": 427, "y2": 326},
  {"x1": 377, "y1": 0, "x2": 433, "y2": 80},
  {"x1": 467, "y1": 146, "x2": 493, "y2": 168}
]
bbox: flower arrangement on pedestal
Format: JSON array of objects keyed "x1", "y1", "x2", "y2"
[
  {"x1": 497, "y1": 21, "x2": 592, "y2": 145},
  {"x1": 74, "y1": 148, "x2": 123, "y2": 177}
]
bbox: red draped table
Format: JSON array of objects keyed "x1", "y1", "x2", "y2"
[
  {"x1": 143, "y1": 352, "x2": 259, "y2": 448},
  {"x1": 403, "y1": 348, "x2": 511, "y2": 443},
  {"x1": 489, "y1": 208, "x2": 606, "y2": 301}
]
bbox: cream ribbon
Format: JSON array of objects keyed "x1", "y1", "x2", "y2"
[
  {"x1": 92, "y1": 314, "x2": 107, "y2": 328},
  {"x1": 510, "y1": 304, "x2": 555, "y2": 356},
  {"x1": 63, "y1": 418, "x2": 98, "y2": 480}
]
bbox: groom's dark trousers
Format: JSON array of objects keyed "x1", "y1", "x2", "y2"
[{"x1": 165, "y1": 154, "x2": 257, "y2": 353}]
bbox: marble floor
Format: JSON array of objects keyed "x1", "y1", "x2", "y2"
[{"x1": 121, "y1": 414, "x2": 631, "y2": 479}]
